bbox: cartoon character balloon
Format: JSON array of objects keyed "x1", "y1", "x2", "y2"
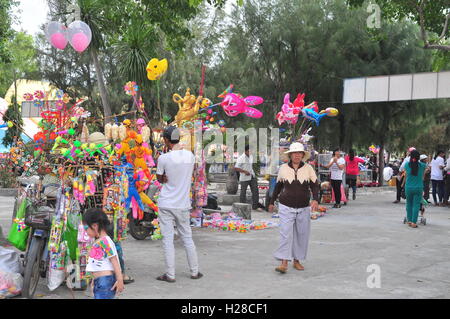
[
  {"x1": 218, "y1": 86, "x2": 264, "y2": 118},
  {"x1": 67, "y1": 21, "x2": 92, "y2": 53},
  {"x1": 276, "y1": 93, "x2": 304, "y2": 125},
  {"x1": 319, "y1": 107, "x2": 339, "y2": 117},
  {"x1": 146, "y1": 58, "x2": 168, "y2": 80}
]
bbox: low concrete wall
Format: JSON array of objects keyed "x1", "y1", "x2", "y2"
[{"x1": 0, "y1": 188, "x2": 17, "y2": 197}]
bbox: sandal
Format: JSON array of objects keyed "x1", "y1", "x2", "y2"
[
  {"x1": 409, "y1": 223, "x2": 418, "y2": 228},
  {"x1": 123, "y1": 275, "x2": 135, "y2": 285},
  {"x1": 275, "y1": 265, "x2": 288, "y2": 274},
  {"x1": 293, "y1": 262, "x2": 305, "y2": 271},
  {"x1": 156, "y1": 274, "x2": 176, "y2": 283}
]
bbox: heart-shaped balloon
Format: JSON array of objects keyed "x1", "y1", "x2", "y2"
[
  {"x1": 67, "y1": 21, "x2": 92, "y2": 53},
  {"x1": 45, "y1": 21, "x2": 68, "y2": 50}
]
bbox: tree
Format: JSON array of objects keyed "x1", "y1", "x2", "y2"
[
  {"x1": 0, "y1": 31, "x2": 40, "y2": 147},
  {"x1": 0, "y1": 0, "x2": 16, "y2": 63},
  {"x1": 347, "y1": 0, "x2": 450, "y2": 52},
  {"x1": 45, "y1": 0, "x2": 239, "y2": 122}
]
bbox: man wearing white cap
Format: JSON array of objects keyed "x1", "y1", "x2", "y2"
[{"x1": 268, "y1": 143, "x2": 319, "y2": 274}]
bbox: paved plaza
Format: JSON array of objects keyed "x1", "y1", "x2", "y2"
[{"x1": 1, "y1": 190, "x2": 449, "y2": 299}]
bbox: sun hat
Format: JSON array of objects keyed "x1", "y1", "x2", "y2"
[{"x1": 284, "y1": 142, "x2": 310, "y2": 161}]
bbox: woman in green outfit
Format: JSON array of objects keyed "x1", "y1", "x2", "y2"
[{"x1": 404, "y1": 150, "x2": 426, "y2": 228}]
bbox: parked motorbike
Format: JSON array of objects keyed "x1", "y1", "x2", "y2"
[
  {"x1": 19, "y1": 177, "x2": 58, "y2": 299},
  {"x1": 128, "y1": 184, "x2": 158, "y2": 240}
]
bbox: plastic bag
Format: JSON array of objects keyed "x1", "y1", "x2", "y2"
[
  {"x1": 0, "y1": 270, "x2": 23, "y2": 298},
  {"x1": 7, "y1": 198, "x2": 30, "y2": 251},
  {"x1": 47, "y1": 267, "x2": 65, "y2": 291},
  {"x1": 0, "y1": 246, "x2": 23, "y2": 274}
]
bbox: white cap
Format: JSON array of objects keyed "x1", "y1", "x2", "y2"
[{"x1": 420, "y1": 154, "x2": 427, "y2": 160}]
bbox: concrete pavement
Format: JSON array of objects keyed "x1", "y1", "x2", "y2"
[{"x1": 1, "y1": 190, "x2": 449, "y2": 299}]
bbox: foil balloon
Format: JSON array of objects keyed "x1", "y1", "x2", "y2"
[
  {"x1": 276, "y1": 93, "x2": 303, "y2": 125},
  {"x1": 218, "y1": 86, "x2": 264, "y2": 118},
  {"x1": 146, "y1": 58, "x2": 168, "y2": 81},
  {"x1": 319, "y1": 107, "x2": 339, "y2": 117},
  {"x1": 45, "y1": 21, "x2": 68, "y2": 50},
  {"x1": 67, "y1": 21, "x2": 92, "y2": 53},
  {"x1": 301, "y1": 107, "x2": 327, "y2": 126}
]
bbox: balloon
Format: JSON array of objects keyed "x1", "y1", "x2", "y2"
[
  {"x1": 301, "y1": 108, "x2": 327, "y2": 126},
  {"x1": 319, "y1": 107, "x2": 339, "y2": 117},
  {"x1": 276, "y1": 93, "x2": 302, "y2": 125},
  {"x1": 218, "y1": 86, "x2": 264, "y2": 118},
  {"x1": 45, "y1": 21, "x2": 68, "y2": 50},
  {"x1": 67, "y1": 21, "x2": 92, "y2": 53},
  {"x1": 146, "y1": 58, "x2": 168, "y2": 81},
  {"x1": 50, "y1": 33, "x2": 68, "y2": 50}
]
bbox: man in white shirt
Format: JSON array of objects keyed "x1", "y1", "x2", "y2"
[
  {"x1": 430, "y1": 150, "x2": 446, "y2": 206},
  {"x1": 235, "y1": 145, "x2": 261, "y2": 211},
  {"x1": 156, "y1": 126, "x2": 202, "y2": 282},
  {"x1": 322, "y1": 149, "x2": 346, "y2": 208}
]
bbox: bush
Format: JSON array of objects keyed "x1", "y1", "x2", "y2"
[{"x1": 0, "y1": 164, "x2": 17, "y2": 188}]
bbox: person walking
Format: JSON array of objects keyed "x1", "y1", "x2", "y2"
[
  {"x1": 404, "y1": 150, "x2": 426, "y2": 228},
  {"x1": 235, "y1": 145, "x2": 261, "y2": 211},
  {"x1": 443, "y1": 152, "x2": 450, "y2": 206},
  {"x1": 430, "y1": 150, "x2": 446, "y2": 206},
  {"x1": 420, "y1": 155, "x2": 431, "y2": 204},
  {"x1": 344, "y1": 149, "x2": 365, "y2": 200},
  {"x1": 155, "y1": 126, "x2": 203, "y2": 283},
  {"x1": 268, "y1": 143, "x2": 319, "y2": 273},
  {"x1": 322, "y1": 149, "x2": 346, "y2": 208}
]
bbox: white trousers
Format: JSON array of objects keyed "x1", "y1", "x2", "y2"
[
  {"x1": 273, "y1": 204, "x2": 311, "y2": 262},
  {"x1": 158, "y1": 208, "x2": 199, "y2": 279}
]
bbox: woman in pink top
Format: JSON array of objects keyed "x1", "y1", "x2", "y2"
[{"x1": 345, "y1": 149, "x2": 365, "y2": 200}]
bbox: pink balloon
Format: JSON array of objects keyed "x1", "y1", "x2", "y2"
[
  {"x1": 71, "y1": 33, "x2": 90, "y2": 52},
  {"x1": 50, "y1": 32, "x2": 68, "y2": 50}
]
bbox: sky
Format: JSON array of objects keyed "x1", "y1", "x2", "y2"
[{"x1": 12, "y1": 0, "x2": 49, "y2": 36}]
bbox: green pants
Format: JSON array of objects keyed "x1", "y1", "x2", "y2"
[{"x1": 405, "y1": 187, "x2": 423, "y2": 224}]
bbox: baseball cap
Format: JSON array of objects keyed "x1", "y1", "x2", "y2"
[
  {"x1": 420, "y1": 154, "x2": 428, "y2": 160},
  {"x1": 162, "y1": 126, "x2": 180, "y2": 143}
]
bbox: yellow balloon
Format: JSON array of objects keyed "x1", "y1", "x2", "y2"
[{"x1": 146, "y1": 58, "x2": 168, "y2": 81}]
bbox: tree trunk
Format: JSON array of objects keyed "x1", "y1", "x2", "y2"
[{"x1": 90, "y1": 49, "x2": 112, "y2": 122}]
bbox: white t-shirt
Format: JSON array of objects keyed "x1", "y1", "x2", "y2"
[
  {"x1": 86, "y1": 236, "x2": 118, "y2": 273},
  {"x1": 156, "y1": 149, "x2": 195, "y2": 209},
  {"x1": 430, "y1": 157, "x2": 445, "y2": 180},
  {"x1": 383, "y1": 167, "x2": 394, "y2": 181},
  {"x1": 235, "y1": 154, "x2": 255, "y2": 182},
  {"x1": 329, "y1": 157, "x2": 346, "y2": 180}
]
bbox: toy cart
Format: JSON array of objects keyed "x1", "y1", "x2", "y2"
[{"x1": 403, "y1": 198, "x2": 427, "y2": 225}]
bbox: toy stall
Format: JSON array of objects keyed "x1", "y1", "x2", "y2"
[{"x1": 5, "y1": 86, "x2": 161, "y2": 294}]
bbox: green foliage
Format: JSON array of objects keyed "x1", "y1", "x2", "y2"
[
  {"x1": 0, "y1": 31, "x2": 39, "y2": 97},
  {"x1": 347, "y1": 0, "x2": 450, "y2": 51},
  {"x1": 0, "y1": 0, "x2": 17, "y2": 63}
]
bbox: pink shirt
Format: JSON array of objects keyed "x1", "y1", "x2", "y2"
[{"x1": 345, "y1": 155, "x2": 365, "y2": 175}]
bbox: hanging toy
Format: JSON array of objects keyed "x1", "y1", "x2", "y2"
[
  {"x1": 48, "y1": 217, "x2": 64, "y2": 253},
  {"x1": 84, "y1": 170, "x2": 98, "y2": 196}
]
